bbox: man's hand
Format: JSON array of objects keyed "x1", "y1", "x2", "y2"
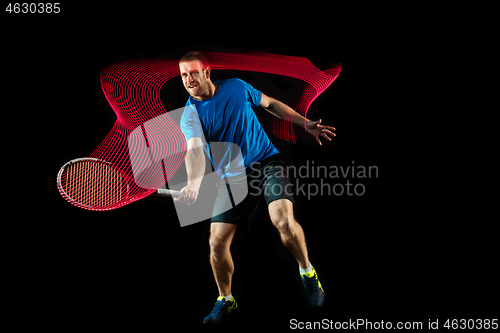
[
  {"x1": 174, "y1": 183, "x2": 200, "y2": 205},
  {"x1": 260, "y1": 94, "x2": 336, "y2": 146},
  {"x1": 306, "y1": 119, "x2": 336, "y2": 146}
]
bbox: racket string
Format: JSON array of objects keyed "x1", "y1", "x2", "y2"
[{"x1": 60, "y1": 159, "x2": 128, "y2": 210}]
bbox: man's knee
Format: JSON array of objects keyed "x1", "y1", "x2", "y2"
[
  {"x1": 270, "y1": 210, "x2": 295, "y2": 236},
  {"x1": 209, "y1": 234, "x2": 231, "y2": 258},
  {"x1": 209, "y1": 223, "x2": 237, "y2": 258},
  {"x1": 269, "y1": 199, "x2": 296, "y2": 235}
]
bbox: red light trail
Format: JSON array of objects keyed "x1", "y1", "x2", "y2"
[{"x1": 74, "y1": 52, "x2": 340, "y2": 210}]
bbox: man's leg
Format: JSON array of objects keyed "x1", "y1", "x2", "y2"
[
  {"x1": 268, "y1": 199, "x2": 310, "y2": 268},
  {"x1": 268, "y1": 198, "x2": 324, "y2": 307},
  {"x1": 209, "y1": 222, "x2": 238, "y2": 296},
  {"x1": 202, "y1": 222, "x2": 239, "y2": 324}
]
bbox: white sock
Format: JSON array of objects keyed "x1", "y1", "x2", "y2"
[
  {"x1": 222, "y1": 294, "x2": 232, "y2": 301},
  {"x1": 299, "y1": 263, "x2": 313, "y2": 275}
]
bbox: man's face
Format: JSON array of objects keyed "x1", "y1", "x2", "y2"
[{"x1": 179, "y1": 60, "x2": 211, "y2": 100}]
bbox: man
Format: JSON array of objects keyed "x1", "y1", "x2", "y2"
[{"x1": 175, "y1": 51, "x2": 336, "y2": 324}]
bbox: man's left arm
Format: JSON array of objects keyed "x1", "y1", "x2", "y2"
[{"x1": 259, "y1": 93, "x2": 336, "y2": 146}]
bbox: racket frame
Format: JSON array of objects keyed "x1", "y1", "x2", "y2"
[
  {"x1": 56, "y1": 157, "x2": 131, "y2": 210},
  {"x1": 57, "y1": 157, "x2": 181, "y2": 210}
]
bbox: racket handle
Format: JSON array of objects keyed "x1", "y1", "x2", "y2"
[{"x1": 156, "y1": 189, "x2": 182, "y2": 199}]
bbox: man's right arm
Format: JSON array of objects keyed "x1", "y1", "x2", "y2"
[{"x1": 174, "y1": 137, "x2": 205, "y2": 204}]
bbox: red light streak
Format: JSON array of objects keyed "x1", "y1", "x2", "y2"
[{"x1": 75, "y1": 52, "x2": 339, "y2": 210}]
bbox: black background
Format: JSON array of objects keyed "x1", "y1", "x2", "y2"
[{"x1": 2, "y1": 4, "x2": 497, "y2": 331}]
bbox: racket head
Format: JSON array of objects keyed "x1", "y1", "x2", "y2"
[{"x1": 56, "y1": 157, "x2": 131, "y2": 211}]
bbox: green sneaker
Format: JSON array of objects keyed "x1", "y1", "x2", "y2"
[
  {"x1": 300, "y1": 266, "x2": 325, "y2": 307},
  {"x1": 202, "y1": 296, "x2": 238, "y2": 324}
]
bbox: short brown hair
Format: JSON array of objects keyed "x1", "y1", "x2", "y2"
[{"x1": 179, "y1": 51, "x2": 210, "y2": 67}]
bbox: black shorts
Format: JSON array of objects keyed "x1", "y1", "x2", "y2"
[{"x1": 211, "y1": 153, "x2": 294, "y2": 225}]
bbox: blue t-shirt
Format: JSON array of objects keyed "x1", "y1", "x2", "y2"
[{"x1": 181, "y1": 78, "x2": 279, "y2": 178}]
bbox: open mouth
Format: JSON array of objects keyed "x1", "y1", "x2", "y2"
[{"x1": 188, "y1": 84, "x2": 198, "y2": 90}]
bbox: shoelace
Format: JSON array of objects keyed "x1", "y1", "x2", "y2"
[
  {"x1": 211, "y1": 300, "x2": 227, "y2": 314},
  {"x1": 302, "y1": 274, "x2": 320, "y2": 295}
]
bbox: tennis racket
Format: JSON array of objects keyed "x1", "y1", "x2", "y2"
[{"x1": 57, "y1": 157, "x2": 181, "y2": 211}]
